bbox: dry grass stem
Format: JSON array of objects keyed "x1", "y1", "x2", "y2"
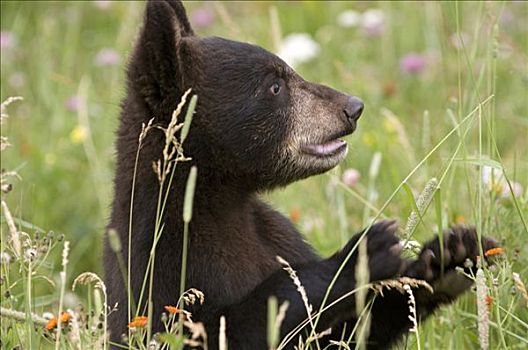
[
  {"x1": 512, "y1": 272, "x2": 528, "y2": 306},
  {"x1": 152, "y1": 88, "x2": 192, "y2": 183},
  {"x1": 180, "y1": 288, "x2": 205, "y2": 307},
  {"x1": 1, "y1": 200, "x2": 21, "y2": 256},
  {"x1": 276, "y1": 256, "x2": 313, "y2": 321},
  {"x1": 372, "y1": 277, "x2": 433, "y2": 296}
]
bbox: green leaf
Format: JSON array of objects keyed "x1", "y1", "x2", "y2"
[
  {"x1": 160, "y1": 332, "x2": 185, "y2": 349},
  {"x1": 457, "y1": 158, "x2": 503, "y2": 169}
]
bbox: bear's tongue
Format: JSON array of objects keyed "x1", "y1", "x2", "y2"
[{"x1": 303, "y1": 139, "x2": 347, "y2": 157}]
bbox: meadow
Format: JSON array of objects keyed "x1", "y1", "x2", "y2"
[{"x1": 1, "y1": 1, "x2": 527, "y2": 349}]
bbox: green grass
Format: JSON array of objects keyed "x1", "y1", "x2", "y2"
[{"x1": 1, "y1": 1, "x2": 527, "y2": 349}]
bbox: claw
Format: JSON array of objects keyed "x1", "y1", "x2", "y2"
[{"x1": 422, "y1": 248, "x2": 435, "y2": 263}]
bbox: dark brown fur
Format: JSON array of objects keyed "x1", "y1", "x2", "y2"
[{"x1": 104, "y1": 1, "x2": 496, "y2": 348}]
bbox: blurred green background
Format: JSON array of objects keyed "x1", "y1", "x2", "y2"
[{"x1": 1, "y1": 1, "x2": 527, "y2": 347}]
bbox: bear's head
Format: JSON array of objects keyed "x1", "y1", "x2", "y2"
[{"x1": 128, "y1": 0, "x2": 364, "y2": 190}]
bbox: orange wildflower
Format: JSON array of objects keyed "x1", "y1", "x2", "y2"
[
  {"x1": 485, "y1": 247, "x2": 505, "y2": 257},
  {"x1": 485, "y1": 295, "x2": 493, "y2": 310},
  {"x1": 60, "y1": 312, "x2": 71, "y2": 323},
  {"x1": 45, "y1": 317, "x2": 58, "y2": 331},
  {"x1": 44, "y1": 312, "x2": 71, "y2": 331},
  {"x1": 455, "y1": 214, "x2": 466, "y2": 224},
  {"x1": 128, "y1": 315, "x2": 148, "y2": 328},
  {"x1": 164, "y1": 305, "x2": 180, "y2": 314},
  {"x1": 290, "y1": 207, "x2": 301, "y2": 224}
]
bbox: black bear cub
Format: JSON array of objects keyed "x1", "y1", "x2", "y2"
[{"x1": 104, "y1": 1, "x2": 496, "y2": 348}]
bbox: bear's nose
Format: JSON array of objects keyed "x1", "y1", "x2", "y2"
[{"x1": 343, "y1": 97, "x2": 364, "y2": 123}]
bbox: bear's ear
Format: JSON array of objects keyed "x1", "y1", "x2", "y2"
[{"x1": 128, "y1": 0, "x2": 195, "y2": 117}]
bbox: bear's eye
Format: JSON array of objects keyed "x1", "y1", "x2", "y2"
[{"x1": 270, "y1": 82, "x2": 282, "y2": 95}]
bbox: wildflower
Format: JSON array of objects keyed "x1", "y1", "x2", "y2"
[
  {"x1": 337, "y1": 10, "x2": 361, "y2": 28},
  {"x1": 95, "y1": 48, "x2": 120, "y2": 67},
  {"x1": 0, "y1": 31, "x2": 14, "y2": 50},
  {"x1": 479, "y1": 165, "x2": 523, "y2": 198},
  {"x1": 342, "y1": 168, "x2": 361, "y2": 187},
  {"x1": 190, "y1": 6, "x2": 215, "y2": 29},
  {"x1": 45, "y1": 312, "x2": 71, "y2": 331},
  {"x1": 45, "y1": 317, "x2": 58, "y2": 331},
  {"x1": 361, "y1": 9, "x2": 384, "y2": 37},
  {"x1": 278, "y1": 33, "x2": 320, "y2": 68},
  {"x1": 24, "y1": 248, "x2": 38, "y2": 262},
  {"x1": 0, "y1": 251, "x2": 11, "y2": 265},
  {"x1": 484, "y1": 247, "x2": 504, "y2": 257},
  {"x1": 93, "y1": 0, "x2": 111, "y2": 10},
  {"x1": 503, "y1": 182, "x2": 524, "y2": 199},
  {"x1": 60, "y1": 312, "x2": 71, "y2": 323},
  {"x1": 164, "y1": 305, "x2": 180, "y2": 314},
  {"x1": 65, "y1": 95, "x2": 80, "y2": 112},
  {"x1": 400, "y1": 53, "x2": 427, "y2": 75},
  {"x1": 128, "y1": 315, "x2": 148, "y2": 328},
  {"x1": 455, "y1": 214, "x2": 466, "y2": 224},
  {"x1": 70, "y1": 125, "x2": 87, "y2": 144},
  {"x1": 485, "y1": 295, "x2": 493, "y2": 310},
  {"x1": 289, "y1": 207, "x2": 301, "y2": 223}
]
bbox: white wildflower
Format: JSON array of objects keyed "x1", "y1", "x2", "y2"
[
  {"x1": 361, "y1": 9, "x2": 384, "y2": 36},
  {"x1": 481, "y1": 165, "x2": 524, "y2": 198},
  {"x1": 278, "y1": 33, "x2": 320, "y2": 68},
  {"x1": 43, "y1": 312, "x2": 54, "y2": 320},
  {"x1": 503, "y1": 181, "x2": 524, "y2": 199},
  {"x1": 481, "y1": 165, "x2": 504, "y2": 191},
  {"x1": 24, "y1": 248, "x2": 38, "y2": 262},
  {"x1": 0, "y1": 251, "x2": 11, "y2": 265},
  {"x1": 337, "y1": 10, "x2": 361, "y2": 28}
]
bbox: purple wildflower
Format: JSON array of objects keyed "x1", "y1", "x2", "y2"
[
  {"x1": 93, "y1": 1, "x2": 112, "y2": 10},
  {"x1": 1, "y1": 31, "x2": 14, "y2": 50},
  {"x1": 65, "y1": 96, "x2": 81, "y2": 112},
  {"x1": 342, "y1": 169, "x2": 361, "y2": 187},
  {"x1": 95, "y1": 48, "x2": 120, "y2": 66},
  {"x1": 190, "y1": 7, "x2": 215, "y2": 29},
  {"x1": 400, "y1": 53, "x2": 427, "y2": 75}
]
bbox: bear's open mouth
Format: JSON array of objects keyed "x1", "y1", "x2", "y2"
[
  {"x1": 302, "y1": 139, "x2": 348, "y2": 158},
  {"x1": 301, "y1": 126, "x2": 355, "y2": 158}
]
